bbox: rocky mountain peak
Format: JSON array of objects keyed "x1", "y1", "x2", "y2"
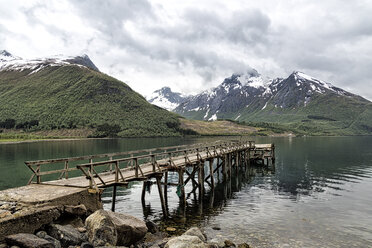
[
  {"x1": 0, "y1": 50, "x2": 20, "y2": 62},
  {"x1": 0, "y1": 51, "x2": 99, "y2": 73},
  {"x1": 148, "y1": 86, "x2": 189, "y2": 111}
]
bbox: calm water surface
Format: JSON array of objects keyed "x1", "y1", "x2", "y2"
[{"x1": 1, "y1": 136, "x2": 372, "y2": 247}]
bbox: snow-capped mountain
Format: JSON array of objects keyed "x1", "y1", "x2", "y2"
[
  {"x1": 172, "y1": 69, "x2": 370, "y2": 123},
  {"x1": 147, "y1": 87, "x2": 189, "y2": 111},
  {"x1": 0, "y1": 50, "x2": 99, "y2": 74}
]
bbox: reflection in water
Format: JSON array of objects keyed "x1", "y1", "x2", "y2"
[
  {"x1": 1, "y1": 136, "x2": 372, "y2": 247},
  {"x1": 102, "y1": 162, "x2": 275, "y2": 234},
  {"x1": 101, "y1": 137, "x2": 372, "y2": 247}
]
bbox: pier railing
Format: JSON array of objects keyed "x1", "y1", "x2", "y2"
[
  {"x1": 25, "y1": 140, "x2": 255, "y2": 186},
  {"x1": 74, "y1": 140, "x2": 255, "y2": 190}
]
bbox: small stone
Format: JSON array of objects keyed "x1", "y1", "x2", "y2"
[
  {"x1": 77, "y1": 227, "x2": 87, "y2": 233},
  {"x1": 211, "y1": 226, "x2": 221, "y2": 231},
  {"x1": 146, "y1": 220, "x2": 159, "y2": 234},
  {"x1": 224, "y1": 240, "x2": 236, "y2": 247},
  {"x1": 5, "y1": 233, "x2": 53, "y2": 248},
  {"x1": 166, "y1": 227, "x2": 176, "y2": 232},
  {"x1": 0, "y1": 210, "x2": 12, "y2": 218},
  {"x1": 36, "y1": 231, "x2": 61, "y2": 248},
  {"x1": 64, "y1": 204, "x2": 87, "y2": 217},
  {"x1": 0, "y1": 243, "x2": 7, "y2": 248},
  {"x1": 206, "y1": 243, "x2": 219, "y2": 248},
  {"x1": 80, "y1": 242, "x2": 94, "y2": 248},
  {"x1": 165, "y1": 235, "x2": 206, "y2": 248},
  {"x1": 237, "y1": 243, "x2": 250, "y2": 248}
]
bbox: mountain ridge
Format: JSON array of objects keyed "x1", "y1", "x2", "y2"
[{"x1": 149, "y1": 70, "x2": 372, "y2": 135}]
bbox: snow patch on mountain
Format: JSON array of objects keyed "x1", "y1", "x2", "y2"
[
  {"x1": 0, "y1": 50, "x2": 99, "y2": 73},
  {"x1": 208, "y1": 114, "x2": 217, "y2": 121},
  {"x1": 236, "y1": 69, "x2": 272, "y2": 89},
  {"x1": 293, "y1": 71, "x2": 346, "y2": 95},
  {"x1": 147, "y1": 87, "x2": 188, "y2": 111}
]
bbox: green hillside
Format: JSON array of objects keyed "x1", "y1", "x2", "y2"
[
  {"x1": 237, "y1": 93, "x2": 372, "y2": 135},
  {"x1": 0, "y1": 65, "x2": 183, "y2": 137}
]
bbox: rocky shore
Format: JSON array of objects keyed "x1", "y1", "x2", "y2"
[{"x1": 0, "y1": 204, "x2": 251, "y2": 248}]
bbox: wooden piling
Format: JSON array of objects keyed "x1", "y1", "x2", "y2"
[
  {"x1": 156, "y1": 176, "x2": 168, "y2": 218},
  {"x1": 141, "y1": 181, "x2": 146, "y2": 202},
  {"x1": 111, "y1": 184, "x2": 117, "y2": 212},
  {"x1": 209, "y1": 159, "x2": 215, "y2": 189},
  {"x1": 198, "y1": 162, "x2": 205, "y2": 196},
  {"x1": 222, "y1": 154, "x2": 227, "y2": 182},
  {"x1": 164, "y1": 171, "x2": 168, "y2": 204},
  {"x1": 178, "y1": 169, "x2": 186, "y2": 204}
]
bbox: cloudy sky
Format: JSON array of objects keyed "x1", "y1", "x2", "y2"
[{"x1": 1, "y1": 0, "x2": 371, "y2": 100}]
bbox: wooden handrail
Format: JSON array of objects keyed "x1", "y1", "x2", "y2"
[{"x1": 25, "y1": 140, "x2": 254, "y2": 185}]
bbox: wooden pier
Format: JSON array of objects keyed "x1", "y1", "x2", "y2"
[
  {"x1": 0, "y1": 140, "x2": 274, "y2": 238},
  {"x1": 24, "y1": 140, "x2": 274, "y2": 213}
]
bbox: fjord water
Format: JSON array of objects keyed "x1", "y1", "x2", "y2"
[{"x1": 1, "y1": 136, "x2": 372, "y2": 247}]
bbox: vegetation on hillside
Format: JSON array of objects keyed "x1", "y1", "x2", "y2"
[{"x1": 0, "y1": 66, "x2": 184, "y2": 137}]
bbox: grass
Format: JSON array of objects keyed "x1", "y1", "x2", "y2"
[
  {"x1": 0, "y1": 65, "x2": 182, "y2": 137},
  {"x1": 179, "y1": 119, "x2": 294, "y2": 136}
]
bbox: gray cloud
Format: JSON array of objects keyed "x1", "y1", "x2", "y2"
[{"x1": 0, "y1": 0, "x2": 371, "y2": 99}]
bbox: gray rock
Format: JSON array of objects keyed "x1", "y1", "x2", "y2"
[
  {"x1": 183, "y1": 227, "x2": 206, "y2": 242},
  {"x1": 0, "y1": 243, "x2": 7, "y2": 248},
  {"x1": 146, "y1": 220, "x2": 159, "y2": 234},
  {"x1": 85, "y1": 210, "x2": 117, "y2": 247},
  {"x1": 224, "y1": 240, "x2": 235, "y2": 247},
  {"x1": 64, "y1": 205, "x2": 87, "y2": 217},
  {"x1": 36, "y1": 231, "x2": 61, "y2": 248},
  {"x1": 80, "y1": 242, "x2": 94, "y2": 248},
  {"x1": 46, "y1": 224, "x2": 83, "y2": 247},
  {"x1": 5, "y1": 233, "x2": 53, "y2": 248},
  {"x1": 107, "y1": 211, "x2": 147, "y2": 246},
  {"x1": 165, "y1": 235, "x2": 207, "y2": 248}
]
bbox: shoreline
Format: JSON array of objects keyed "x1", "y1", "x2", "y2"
[{"x1": 0, "y1": 133, "x2": 295, "y2": 145}]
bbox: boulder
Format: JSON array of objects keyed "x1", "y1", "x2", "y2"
[
  {"x1": 5, "y1": 233, "x2": 53, "y2": 248},
  {"x1": 107, "y1": 211, "x2": 147, "y2": 246},
  {"x1": 36, "y1": 231, "x2": 61, "y2": 248},
  {"x1": 0, "y1": 205, "x2": 61, "y2": 240},
  {"x1": 85, "y1": 210, "x2": 117, "y2": 247},
  {"x1": 165, "y1": 235, "x2": 207, "y2": 248},
  {"x1": 46, "y1": 224, "x2": 83, "y2": 247},
  {"x1": 183, "y1": 227, "x2": 206, "y2": 242},
  {"x1": 64, "y1": 205, "x2": 87, "y2": 217}
]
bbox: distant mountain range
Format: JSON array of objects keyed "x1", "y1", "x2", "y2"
[
  {"x1": 0, "y1": 50, "x2": 182, "y2": 137},
  {"x1": 149, "y1": 69, "x2": 372, "y2": 135}
]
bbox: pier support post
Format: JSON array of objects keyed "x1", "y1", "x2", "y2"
[
  {"x1": 178, "y1": 169, "x2": 186, "y2": 205},
  {"x1": 228, "y1": 153, "x2": 232, "y2": 181},
  {"x1": 141, "y1": 181, "x2": 146, "y2": 203},
  {"x1": 111, "y1": 184, "x2": 117, "y2": 212},
  {"x1": 209, "y1": 159, "x2": 215, "y2": 189},
  {"x1": 198, "y1": 162, "x2": 205, "y2": 197},
  {"x1": 156, "y1": 176, "x2": 168, "y2": 218},
  {"x1": 164, "y1": 171, "x2": 168, "y2": 205},
  {"x1": 222, "y1": 155, "x2": 227, "y2": 182}
]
